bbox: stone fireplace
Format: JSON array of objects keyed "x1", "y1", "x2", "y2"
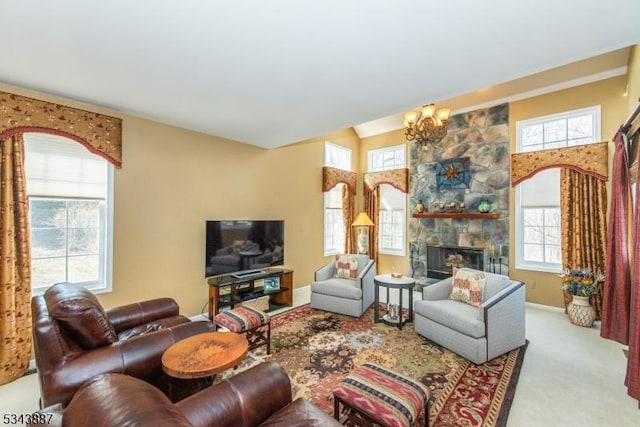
[{"x1": 409, "y1": 103, "x2": 510, "y2": 284}]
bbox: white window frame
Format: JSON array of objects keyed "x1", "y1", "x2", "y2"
[
  {"x1": 324, "y1": 142, "x2": 351, "y2": 256},
  {"x1": 515, "y1": 106, "x2": 600, "y2": 272},
  {"x1": 368, "y1": 144, "x2": 406, "y2": 256},
  {"x1": 25, "y1": 133, "x2": 114, "y2": 295}
]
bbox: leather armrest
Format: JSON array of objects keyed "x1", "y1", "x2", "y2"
[
  {"x1": 177, "y1": 361, "x2": 292, "y2": 427},
  {"x1": 40, "y1": 321, "x2": 213, "y2": 408},
  {"x1": 107, "y1": 298, "x2": 180, "y2": 332}
]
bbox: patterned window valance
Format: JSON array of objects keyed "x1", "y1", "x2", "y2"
[
  {"x1": 364, "y1": 168, "x2": 409, "y2": 193},
  {"x1": 0, "y1": 91, "x2": 123, "y2": 168},
  {"x1": 511, "y1": 142, "x2": 608, "y2": 186},
  {"x1": 322, "y1": 166, "x2": 357, "y2": 193}
]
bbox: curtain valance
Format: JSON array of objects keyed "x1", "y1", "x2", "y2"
[
  {"x1": 322, "y1": 166, "x2": 357, "y2": 193},
  {"x1": 363, "y1": 168, "x2": 409, "y2": 193},
  {"x1": 510, "y1": 142, "x2": 608, "y2": 186},
  {"x1": 0, "y1": 91, "x2": 122, "y2": 168}
]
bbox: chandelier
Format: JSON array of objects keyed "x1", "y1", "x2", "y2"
[{"x1": 403, "y1": 103, "x2": 451, "y2": 146}]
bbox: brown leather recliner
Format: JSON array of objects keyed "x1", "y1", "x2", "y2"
[
  {"x1": 31, "y1": 282, "x2": 214, "y2": 408},
  {"x1": 29, "y1": 361, "x2": 341, "y2": 427}
]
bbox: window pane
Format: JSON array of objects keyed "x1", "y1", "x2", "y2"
[
  {"x1": 30, "y1": 199, "x2": 66, "y2": 228},
  {"x1": 522, "y1": 124, "x2": 543, "y2": 147},
  {"x1": 524, "y1": 244, "x2": 543, "y2": 262},
  {"x1": 68, "y1": 255, "x2": 100, "y2": 282},
  {"x1": 544, "y1": 119, "x2": 567, "y2": 143},
  {"x1": 68, "y1": 200, "x2": 101, "y2": 227},
  {"x1": 545, "y1": 245, "x2": 562, "y2": 264},
  {"x1": 545, "y1": 227, "x2": 560, "y2": 245},
  {"x1": 32, "y1": 257, "x2": 66, "y2": 287},
  {"x1": 68, "y1": 228, "x2": 100, "y2": 255},
  {"x1": 524, "y1": 226, "x2": 543, "y2": 244},
  {"x1": 523, "y1": 209, "x2": 543, "y2": 226},
  {"x1": 31, "y1": 229, "x2": 66, "y2": 258},
  {"x1": 567, "y1": 115, "x2": 593, "y2": 140},
  {"x1": 544, "y1": 209, "x2": 560, "y2": 226}
]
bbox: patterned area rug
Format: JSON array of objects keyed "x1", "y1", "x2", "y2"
[{"x1": 221, "y1": 304, "x2": 527, "y2": 427}]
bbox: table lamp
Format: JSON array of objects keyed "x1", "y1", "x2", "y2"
[{"x1": 352, "y1": 212, "x2": 374, "y2": 255}]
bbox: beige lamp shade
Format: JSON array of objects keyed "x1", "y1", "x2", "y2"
[{"x1": 352, "y1": 212, "x2": 374, "y2": 227}]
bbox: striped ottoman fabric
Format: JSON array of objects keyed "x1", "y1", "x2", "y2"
[
  {"x1": 333, "y1": 363, "x2": 431, "y2": 427},
  {"x1": 214, "y1": 306, "x2": 271, "y2": 354}
]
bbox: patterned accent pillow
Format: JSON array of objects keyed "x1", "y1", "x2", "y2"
[
  {"x1": 449, "y1": 268, "x2": 486, "y2": 307},
  {"x1": 334, "y1": 255, "x2": 358, "y2": 279}
]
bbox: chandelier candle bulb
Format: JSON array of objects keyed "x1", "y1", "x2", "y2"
[
  {"x1": 421, "y1": 104, "x2": 435, "y2": 117},
  {"x1": 436, "y1": 108, "x2": 451, "y2": 121}
]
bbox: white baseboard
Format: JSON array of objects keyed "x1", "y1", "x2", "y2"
[{"x1": 525, "y1": 301, "x2": 565, "y2": 313}]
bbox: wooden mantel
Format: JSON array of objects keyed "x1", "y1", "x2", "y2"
[{"x1": 412, "y1": 211, "x2": 499, "y2": 219}]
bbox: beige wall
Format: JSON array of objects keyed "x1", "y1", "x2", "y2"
[
  {"x1": 627, "y1": 45, "x2": 640, "y2": 113},
  {"x1": 509, "y1": 75, "x2": 628, "y2": 307},
  {"x1": 107, "y1": 123, "x2": 362, "y2": 317},
  {"x1": 1, "y1": 82, "x2": 361, "y2": 317}
]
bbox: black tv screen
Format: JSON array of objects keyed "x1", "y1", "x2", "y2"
[{"x1": 205, "y1": 220, "x2": 284, "y2": 277}]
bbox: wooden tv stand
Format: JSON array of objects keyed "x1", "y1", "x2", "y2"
[{"x1": 206, "y1": 268, "x2": 293, "y2": 320}]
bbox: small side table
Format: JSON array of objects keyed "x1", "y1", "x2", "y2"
[
  {"x1": 374, "y1": 274, "x2": 415, "y2": 330},
  {"x1": 162, "y1": 331, "x2": 248, "y2": 401}
]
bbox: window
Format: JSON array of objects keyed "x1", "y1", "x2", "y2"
[
  {"x1": 324, "y1": 142, "x2": 351, "y2": 255},
  {"x1": 515, "y1": 106, "x2": 600, "y2": 272},
  {"x1": 25, "y1": 133, "x2": 113, "y2": 294},
  {"x1": 368, "y1": 144, "x2": 406, "y2": 256}
]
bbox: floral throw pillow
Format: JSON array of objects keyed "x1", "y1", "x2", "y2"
[
  {"x1": 449, "y1": 268, "x2": 486, "y2": 307},
  {"x1": 334, "y1": 255, "x2": 358, "y2": 279}
]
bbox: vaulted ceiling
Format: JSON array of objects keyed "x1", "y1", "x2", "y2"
[{"x1": 1, "y1": 1, "x2": 639, "y2": 148}]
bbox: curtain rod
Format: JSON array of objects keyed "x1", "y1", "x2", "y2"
[{"x1": 619, "y1": 97, "x2": 640, "y2": 136}]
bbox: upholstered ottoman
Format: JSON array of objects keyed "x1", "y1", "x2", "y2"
[
  {"x1": 333, "y1": 363, "x2": 431, "y2": 427},
  {"x1": 214, "y1": 306, "x2": 271, "y2": 354}
]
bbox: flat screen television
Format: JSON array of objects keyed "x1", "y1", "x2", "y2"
[{"x1": 205, "y1": 220, "x2": 284, "y2": 277}]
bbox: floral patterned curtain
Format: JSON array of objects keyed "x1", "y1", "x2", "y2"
[
  {"x1": 560, "y1": 168, "x2": 607, "y2": 319},
  {"x1": 322, "y1": 166, "x2": 357, "y2": 253},
  {"x1": 363, "y1": 168, "x2": 409, "y2": 264},
  {"x1": 0, "y1": 134, "x2": 32, "y2": 385}
]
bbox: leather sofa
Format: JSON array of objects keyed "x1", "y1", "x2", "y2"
[
  {"x1": 31, "y1": 282, "x2": 214, "y2": 408},
  {"x1": 29, "y1": 361, "x2": 341, "y2": 427}
]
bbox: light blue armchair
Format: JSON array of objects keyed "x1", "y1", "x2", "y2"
[
  {"x1": 310, "y1": 254, "x2": 376, "y2": 317},
  {"x1": 414, "y1": 270, "x2": 526, "y2": 364}
]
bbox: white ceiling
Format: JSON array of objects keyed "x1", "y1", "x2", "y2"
[{"x1": 1, "y1": 1, "x2": 639, "y2": 149}]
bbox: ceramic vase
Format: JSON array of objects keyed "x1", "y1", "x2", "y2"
[{"x1": 567, "y1": 295, "x2": 596, "y2": 327}]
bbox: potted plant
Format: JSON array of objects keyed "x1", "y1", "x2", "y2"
[{"x1": 559, "y1": 268, "x2": 605, "y2": 327}]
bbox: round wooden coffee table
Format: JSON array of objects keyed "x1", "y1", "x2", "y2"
[{"x1": 162, "y1": 331, "x2": 249, "y2": 379}]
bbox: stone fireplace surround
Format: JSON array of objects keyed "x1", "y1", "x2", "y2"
[{"x1": 409, "y1": 103, "x2": 510, "y2": 284}]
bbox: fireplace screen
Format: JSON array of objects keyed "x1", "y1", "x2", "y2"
[{"x1": 426, "y1": 245, "x2": 487, "y2": 279}]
